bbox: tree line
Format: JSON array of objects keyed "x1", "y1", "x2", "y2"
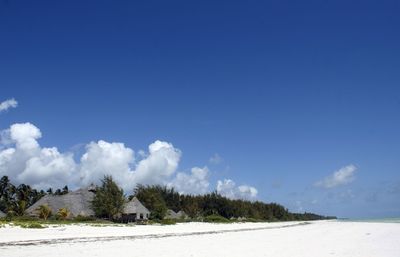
[
  {"x1": 132, "y1": 184, "x2": 335, "y2": 221},
  {"x1": 1, "y1": 175, "x2": 335, "y2": 221},
  {"x1": 0, "y1": 176, "x2": 69, "y2": 216}
]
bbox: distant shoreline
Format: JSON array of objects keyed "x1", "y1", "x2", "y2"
[{"x1": 338, "y1": 217, "x2": 400, "y2": 223}]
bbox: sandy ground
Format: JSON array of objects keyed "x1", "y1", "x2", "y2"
[{"x1": 0, "y1": 220, "x2": 399, "y2": 257}]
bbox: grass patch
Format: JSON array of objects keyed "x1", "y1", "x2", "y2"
[
  {"x1": 146, "y1": 219, "x2": 158, "y2": 225},
  {"x1": 73, "y1": 215, "x2": 97, "y2": 222},
  {"x1": 203, "y1": 214, "x2": 231, "y2": 223},
  {"x1": 6, "y1": 216, "x2": 39, "y2": 222},
  {"x1": 16, "y1": 222, "x2": 46, "y2": 229},
  {"x1": 0, "y1": 215, "x2": 114, "y2": 228},
  {"x1": 160, "y1": 219, "x2": 177, "y2": 225},
  {"x1": 240, "y1": 217, "x2": 265, "y2": 223}
]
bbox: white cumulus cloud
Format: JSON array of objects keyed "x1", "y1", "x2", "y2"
[
  {"x1": 79, "y1": 140, "x2": 135, "y2": 190},
  {"x1": 217, "y1": 179, "x2": 258, "y2": 199},
  {"x1": 315, "y1": 164, "x2": 357, "y2": 189},
  {"x1": 134, "y1": 140, "x2": 181, "y2": 186},
  {"x1": 18, "y1": 147, "x2": 77, "y2": 190},
  {"x1": 8, "y1": 122, "x2": 41, "y2": 150},
  {"x1": 0, "y1": 123, "x2": 77, "y2": 189},
  {"x1": 169, "y1": 166, "x2": 210, "y2": 195},
  {"x1": 0, "y1": 98, "x2": 18, "y2": 113},
  {"x1": 0, "y1": 123, "x2": 184, "y2": 192},
  {"x1": 0, "y1": 122, "x2": 258, "y2": 199}
]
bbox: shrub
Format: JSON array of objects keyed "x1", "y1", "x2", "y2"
[
  {"x1": 5, "y1": 210, "x2": 16, "y2": 221},
  {"x1": 17, "y1": 222, "x2": 45, "y2": 229},
  {"x1": 73, "y1": 215, "x2": 97, "y2": 222},
  {"x1": 176, "y1": 218, "x2": 192, "y2": 223},
  {"x1": 243, "y1": 217, "x2": 264, "y2": 223},
  {"x1": 11, "y1": 216, "x2": 39, "y2": 222},
  {"x1": 160, "y1": 219, "x2": 177, "y2": 225},
  {"x1": 203, "y1": 214, "x2": 231, "y2": 223}
]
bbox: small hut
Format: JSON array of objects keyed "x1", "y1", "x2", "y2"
[
  {"x1": 26, "y1": 187, "x2": 95, "y2": 218},
  {"x1": 177, "y1": 210, "x2": 189, "y2": 219},
  {"x1": 165, "y1": 209, "x2": 180, "y2": 219},
  {"x1": 165, "y1": 209, "x2": 189, "y2": 219},
  {"x1": 122, "y1": 197, "x2": 150, "y2": 222}
]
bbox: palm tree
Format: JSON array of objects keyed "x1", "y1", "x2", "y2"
[
  {"x1": 0, "y1": 176, "x2": 16, "y2": 212},
  {"x1": 37, "y1": 205, "x2": 52, "y2": 220},
  {"x1": 62, "y1": 185, "x2": 69, "y2": 195},
  {"x1": 57, "y1": 208, "x2": 70, "y2": 220},
  {"x1": 16, "y1": 200, "x2": 27, "y2": 216}
]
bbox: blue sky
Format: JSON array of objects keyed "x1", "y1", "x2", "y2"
[{"x1": 1, "y1": 0, "x2": 400, "y2": 218}]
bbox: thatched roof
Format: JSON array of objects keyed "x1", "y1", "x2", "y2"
[
  {"x1": 177, "y1": 210, "x2": 189, "y2": 219},
  {"x1": 0, "y1": 210, "x2": 5, "y2": 218},
  {"x1": 165, "y1": 209, "x2": 189, "y2": 219},
  {"x1": 26, "y1": 187, "x2": 95, "y2": 217},
  {"x1": 123, "y1": 197, "x2": 150, "y2": 215},
  {"x1": 165, "y1": 209, "x2": 180, "y2": 219}
]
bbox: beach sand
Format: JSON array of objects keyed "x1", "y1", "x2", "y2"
[{"x1": 0, "y1": 220, "x2": 399, "y2": 257}]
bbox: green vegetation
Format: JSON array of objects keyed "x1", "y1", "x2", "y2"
[
  {"x1": 74, "y1": 215, "x2": 97, "y2": 222},
  {"x1": 133, "y1": 184, "x2": 167, "y2": 220},
  {"x1": 0, "y1": 215, "x2": 114, "y2": 228},
  {"x1": 57, "y1": 208, "x2": 70, "y2": 220},
  {"x1": 133, "y1": 185, "x2": 334, "y2": 222},
  {"x1": 203, "y1": 214, "x2": 231, "y2": 223},
  {"x1": 159, "y1": 219, "x2": 177, "y2": 225},
  {"x1": 1, "y1": 175, "x2": 334, "y2": 225},
  {"x1": 37, "y1": 205, "x2": 52, "y2": 220},
  {"x1": 17, "y1": 222, "x2": 46, "y2": 229},
  {"x1": 0, "y1": 176, "x2": 68, "y2": 216},
  {"x1": 240, "y1": 217, "x2": 264, "y2": 222},
  {"x1": 91, "y1": 175, "x2": 125, "y2": 219}
]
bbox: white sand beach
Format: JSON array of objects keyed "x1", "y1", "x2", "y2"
[{"x1": 0, "y1": 220, "x2": 399, "y2": 257}]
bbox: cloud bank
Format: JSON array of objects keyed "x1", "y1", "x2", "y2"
[
  {"x1": 0, "y1": 98, "x2": 18, "y2": 113},
  {"x1": 315, "y1": 164, "x2": 357, "y2": 189},
  {"x1": 0, "y1": 122, "x2": 257, "y2": 199}
]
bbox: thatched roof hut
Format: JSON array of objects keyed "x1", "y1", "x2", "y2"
[
  {"x1": 177, "y1": 210, "x2": 189, "y2": 219},
  {"x1": 26, "y1": 187, "x2": 95, "y2": 217},
  {"x1": 122, "y1": 197, "x2": 150, "y2": 221},
  {"x1": 0, "y1": 210, "x2": 5, "y2": 218},
  {"x1": 165, "y1": 209, "x2": 189, "y2": 219},
  {"x1": 165, "y1": 209, "x2": 180, "y2": 219}
]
